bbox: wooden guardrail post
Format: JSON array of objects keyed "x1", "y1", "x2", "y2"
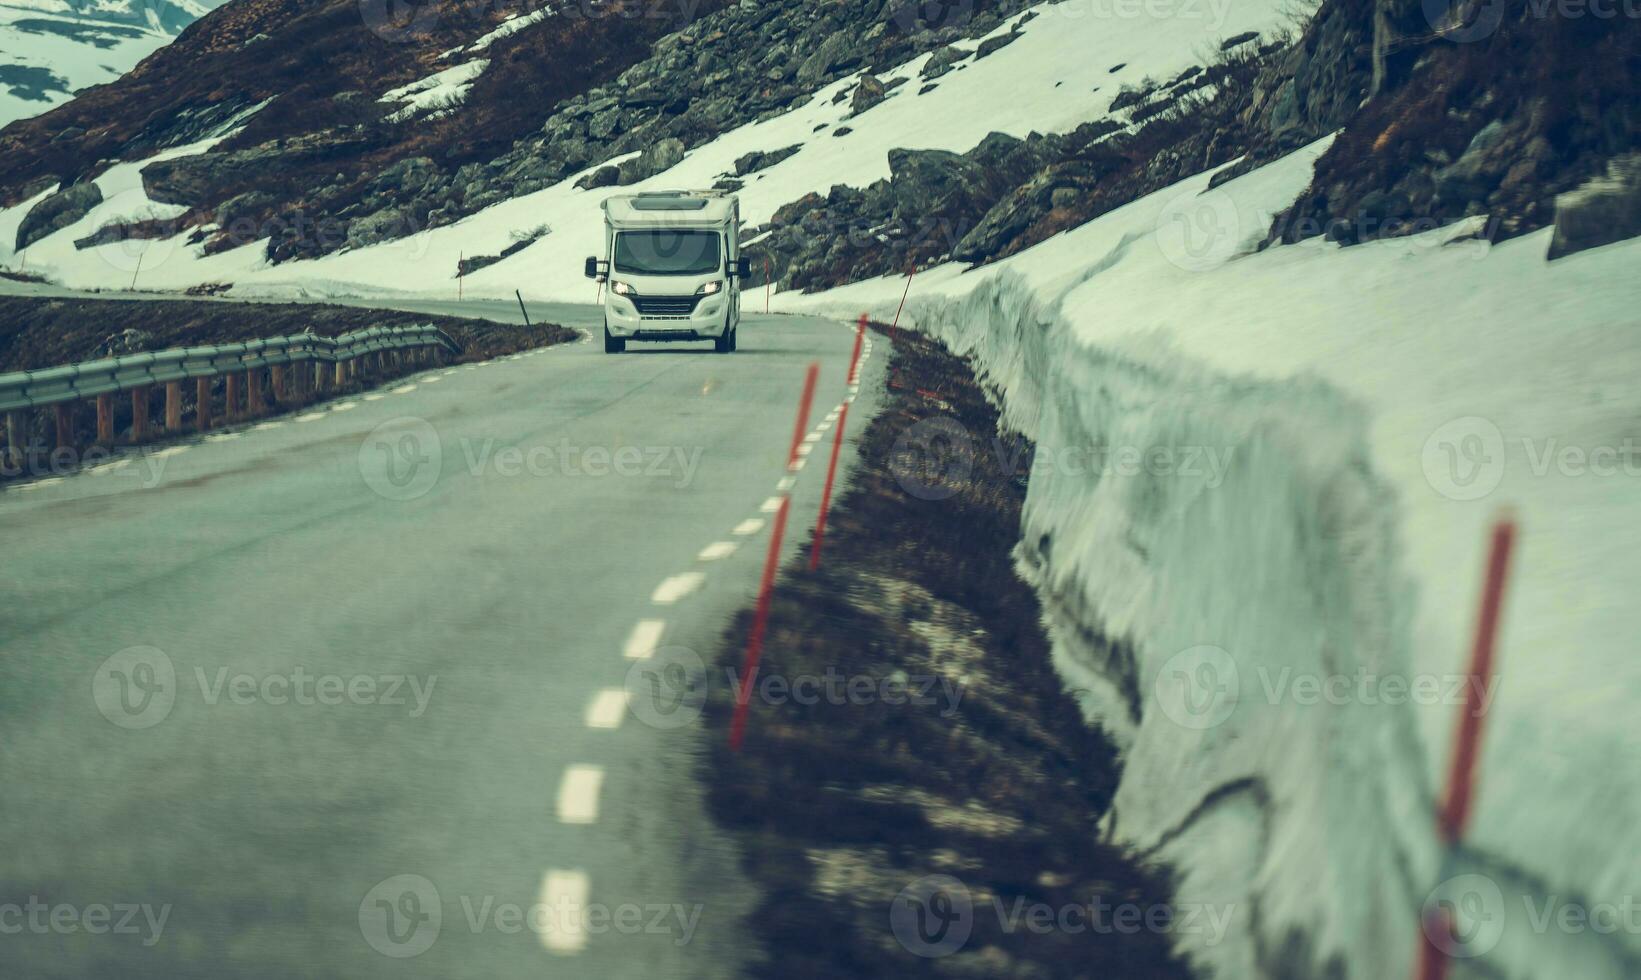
[
  {"x1": 270, "y1": 365, "x2": 286, "y2": 405},
  {"x1": 196, "y1": 377, "x2": 212, "y2": 431},
  {"x1": 334, "y1": 360, "x2": 346, "y2": 388},
  {"x1": 225, "y1": 372, "x2": 241, "y2": 422},
  {"x1": 131, "y1": 386, "x2": 149, "y2": 441},
  {"x1": 96, "y1": 393, "x2": 115, "y2": 445},
  {"x1": 4, "y1": 410, "x2": 26, "y2": 470},
  {"x1": 165, "y1": 382, "x2": 183, "y2": 432},
  {"x1": 247, "y1": 369, "x2": 265, "y2": 417},
  {"x1": 54, "y1": 402, "x2": 74, "y2": 452}
]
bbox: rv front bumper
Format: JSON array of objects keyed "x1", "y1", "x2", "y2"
[{"x1": 606, "y1": 294, "x2": 728, "y2": 339}]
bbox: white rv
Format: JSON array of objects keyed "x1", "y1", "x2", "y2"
[{"x1": 584, "y1": 189, "x2": 749, "y2": 353}]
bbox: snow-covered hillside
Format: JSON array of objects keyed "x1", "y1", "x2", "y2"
[
  {"x1": 0, "y1": 0, "x2": 1288, "y2": 290},
  {"x1": 0, "y1": 0, "x2": 208, "y2": 127}
]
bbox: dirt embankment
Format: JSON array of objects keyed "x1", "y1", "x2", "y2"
[
  {"x1": 703, "y1": 326, "x2": 1192, "y2": 978},
  {"x1": 0, "y1": 296, "x2": 572, "y2": 373}
]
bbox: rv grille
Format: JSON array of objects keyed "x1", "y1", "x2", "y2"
[{"x1": 631, "y1": 294, "x2": 702, "y2": 317}]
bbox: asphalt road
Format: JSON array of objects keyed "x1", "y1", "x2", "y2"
[{"x1": 0, "y1": 298, "x2": 882, "y2": 978}]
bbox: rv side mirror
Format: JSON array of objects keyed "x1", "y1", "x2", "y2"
[
  {"x1": 734, "y1": 257, "x2": 751, "y2": 279},
  {"x1": 584, "y1": 256, "x2": 600, "y2": 280}
]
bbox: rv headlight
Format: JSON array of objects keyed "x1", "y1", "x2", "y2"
[
  {"x1": 610, "y1": 280, "x2": 637, "y2": 296},
  {"x1": 696, "y1": 279, "x2": 723, "y2": 296}
]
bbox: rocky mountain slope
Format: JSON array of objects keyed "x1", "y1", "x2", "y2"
[
  {"x1": 3, "y1": 0, "x2": 1632, "y2": 295},
  {"x1": 0, "y1": 0, "x2": 1035, "y2": 265},
  {"x1": 0, "y1": 0, "x2": 211, "y2": 127}
]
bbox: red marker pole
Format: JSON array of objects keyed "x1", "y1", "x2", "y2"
[
  {"x1": 847, "y1": 314, "x2": 865, "y2": 385},
  {"x1": 1415, "y1": 515, "x2": 1517, "y2": 980},
  {"x1": 765, "y1": 259, "x2": 771, "y2": 314},
  {"x1": 809, "y1": 402, "x2": 849, "y2": 571},
  {"x1": 731, "y1": 362, "x2": 822, "y2": 750},
  {"x1": 786, "y1": 362, "x2": 819, "y2": 470},
  {"x1": 890, "y1": 264, "x2": 915, "y2": 340},
  {"x1": 729, "y1": 495, "x2": 790, "y2": 751}
]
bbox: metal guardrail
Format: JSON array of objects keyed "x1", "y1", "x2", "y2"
[{"x1": 0, "y1": 324, "x2": 462, "y2": 413}]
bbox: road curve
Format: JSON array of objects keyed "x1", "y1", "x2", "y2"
[{"x1": 0, "y1": 304, "x2": 882, "y2": 978}]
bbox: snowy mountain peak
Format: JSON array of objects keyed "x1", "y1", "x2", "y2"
[{"x1": 0, "y1": 0, "x2": 213, "y2": 127}]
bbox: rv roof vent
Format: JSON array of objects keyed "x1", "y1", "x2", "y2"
[{"x1": 630, "y1": 193, "x2": 708, "y2": 211}]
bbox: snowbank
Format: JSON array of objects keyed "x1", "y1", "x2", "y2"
[{"x1": 782, "y1": 139, "x2": 1641, "y2": 977}]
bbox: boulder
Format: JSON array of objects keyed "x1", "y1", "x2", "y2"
[
  {"x1": 1548, "y1": 153, "x2": 1641, "y2": 260},
  {"x1": 850, "y1": 75, "x2": 887, "y2": 115},
  {"x1": 796, "y1": 34, "x2": 851, "y2": 84},
  {"x1": 1433, "y1": 120, "x2": 1512, "y2": 207},
  {"x1": 921, "y1": 45, "x2": 967, "y2": 80},
  {"x1": 575, "y1": 165, "x2": 621, "y2": 190},
  {"x1": 975, "y1": 30, "x2": 1021, "y2": 59},
  {"x1": 887, "y1": 147, "x2": 991, "y2": 217},
  {"x1": 616, "y1": 137, "x2": 686, "y2": 185},
  {"x1": 734, "y1": 143, "x2": 802, "y2": 176},
  {"x1": 373, "y1": 156, "x2": 438, "y2": 195},
  {"x1": 16, "y1": 182, "x2": 103, "y2": 250},
  {"x1": 346, "y1": 208, "x2": 417, "y2": 250}
]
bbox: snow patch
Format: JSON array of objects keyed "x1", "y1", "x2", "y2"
[{"x1": 381, "y1": 59, "x2": 488, "y2": 121}]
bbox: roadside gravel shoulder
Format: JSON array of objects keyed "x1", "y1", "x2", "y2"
[{"x1": 704, "y1": 325, "x2": 1192, "y2": 979}]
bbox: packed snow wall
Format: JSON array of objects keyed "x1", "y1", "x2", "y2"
[{"x1": 904, "y1": 272, "x2": 1639, "y2": 979}]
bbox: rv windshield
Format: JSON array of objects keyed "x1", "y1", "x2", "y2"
[{"x1": 613, "y1": 230, "x2": 722, "y2": 276}]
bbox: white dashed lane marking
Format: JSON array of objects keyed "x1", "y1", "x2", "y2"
[
  {"x1": 759, "y1": 497, "x2": 783, "y2": 513},
  {"x1": 539, "y1": 870, "x2": 590, "y2": 954},
  {"x1": 584, "y1": 689, "x2": 629, "y2": 730},
  {"x1": 556, "y1": 765, "x2": 603, "y2": 824},
  {"x1": 623, "y1": 619, "x2": 666, "y2": 660},
  {"x1": 732, "y1": 518, "x2": 765, "y2": 536},
  {"x1": 650, "y1": 572, "x2": 705, "y2": 605},
  {"x1": 697, "y1": 541, "x2": 737, "y2": 561},
  {"x1": 392, "y1": 384, "x2": 417, "y2": 394}
]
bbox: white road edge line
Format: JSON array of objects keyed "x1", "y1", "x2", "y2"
[{"x1": 556, "y1": 765, "x2": 603, "y2": 824}]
